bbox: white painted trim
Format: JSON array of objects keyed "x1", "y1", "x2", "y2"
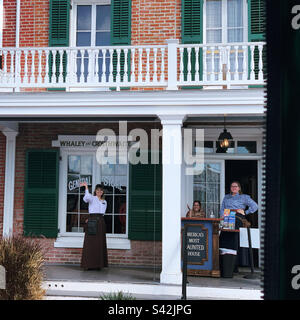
[
  {"x1": 2, "y1": 131, "x2": 18, "y2": 238},
  {"x1": 15, "y1": 0, "x2": 20, "y2": 48},
  {"x1": 0, "y1": 89, "x2": 265, "y2": 117},
  {"x1": 54, "y1": 236, "x2": 131, "y2": 249}
]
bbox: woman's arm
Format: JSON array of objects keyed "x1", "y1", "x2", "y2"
[
  {"x1": 80, "y1": 182, "x2": 93, "y2": 203},
  {"x1": 245, "y1": 195, "x2": 258, "y2": 214}
]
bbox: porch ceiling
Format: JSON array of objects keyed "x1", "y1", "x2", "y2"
[{"x1": 0, "y1": 88, "x2": 265, "y2": 118}]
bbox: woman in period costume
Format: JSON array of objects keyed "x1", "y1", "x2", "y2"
[
  {"x1": 186, "y1": 200, "x2": 206, "y2": 218},
  {"x1": 80, "y1": 181, "x2": 108, "y2": 270}
]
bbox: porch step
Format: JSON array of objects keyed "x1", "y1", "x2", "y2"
[{"x1": 43, "y1": 280, "x2": 262, "y2": 300}]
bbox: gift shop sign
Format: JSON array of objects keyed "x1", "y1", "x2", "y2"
[{"x1": 52, "y1": 135, "x2": 129, "y2": 149}]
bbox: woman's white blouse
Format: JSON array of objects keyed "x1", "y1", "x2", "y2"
[{"x1": 83, "y1": 189, "x2": 107, "y2": 214}]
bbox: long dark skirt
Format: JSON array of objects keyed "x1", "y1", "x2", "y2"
[{"x1": 81, "y1": 214, "x2": 108, "y2": 270}]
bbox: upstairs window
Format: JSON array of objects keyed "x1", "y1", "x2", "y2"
[
  {"x1": 204, "y1": 0, "x2": 246, "y2": 44},
  {"x1": 75, "y1": 3, "x2": 111, "y2": 47}
]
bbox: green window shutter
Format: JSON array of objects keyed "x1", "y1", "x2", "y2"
[
  {"x1": 182, "y1": 0, "x2": 203, "y2": 44},
  {"x1": 181, "y1": 0, "x2": 203, "y2": 83},
  {"x1": 111, "y1": 0, "x2": 131, "y2": 46},
  {"x1": 111, "y1": 0, "x2": 131, "y2": 85},
  {"x1": 49, "y1": 0, "x2": 70, "y2": 47},
  {"x1": 128, "y1": 151, "x2": 162, "y2": 241},
  {"x1": 248, "y1": 0, "x2": 265, "y2": 42},
  {"x1": 24, "y1": 149, "x2": 59, "y2": 238},
  {"x1": 49, "y1": 0, "x2": 70, "y2": 84},
  {"x1": 248, "y1": 0, "x2": 266, "y2": 82}
]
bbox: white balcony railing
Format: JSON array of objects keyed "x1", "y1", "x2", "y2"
[{"x1": 0, "y1": 40, "x2": 265, "y2": 91}]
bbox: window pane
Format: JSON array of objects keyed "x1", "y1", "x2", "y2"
[
  {"x1": 114, "y1": 195, "x2": 126, "y2": 213},
  {"x1": 76, "y1": 32, "x2": 91, "y2": 46},
  {"x1": 104, "y1": 215, "x2": 112, "y2": 233},
  {"x1": 228, "y1": 29, "x2": 243, "y2": 42},
  {"x1": 67, "y1": 214, "x2": 79, "y2": 232},
  {"x1": 96, "y1": 5, "x2": 111, "y2": 30},
  {"x1": 79, "y1": 214, "x2": 89, "y2": 231},
  {"x1": 227, "y1": 0, "x2": 243, "y2": 28},
  {"x1": 204, "y1": 141, "x2": 214, "y2": 153},
  {"x1": 77, "y1": 5, "x2": 92, "y2": 30},
  {"x1": 101, "y1": 163, "x2": 115, "y2": 176},
  {"x1": 81, "y1": 156, "x2": 93, "y2": 174},
  {"x1": 237, "y1": 141, "x2": 257, "y2": 153},
  {"x1": 67, "y1": 194, "x2": 79, "y2": 212},
  {"x1": 79, "y1": 194, "x2": 89, "y2": 213},
  {"x1": 68, "y1": 156, "x2": 80, "y2": 173},
  {"x1": 104, "y1": 194, "x2": 113, "y2": 213},
  {"x1": 206, "y1": 0, "x2": 222, "y2": 28},
  {"x1": 115, "y1": 164, "x2": 127, "y2": 176},
  {"x1": 96, "y1": 32, "x2": 111, "y2": 46},
  {"x1": 114, "y1": 215, "x2": 126, "y2": 234},
  {"x1": 207, "y1": 30, "x2": 222, "y2": 43}
]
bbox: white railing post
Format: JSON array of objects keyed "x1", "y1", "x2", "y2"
[{"x1": 166, "y1": 39, "x2": 178, "y2": 90}]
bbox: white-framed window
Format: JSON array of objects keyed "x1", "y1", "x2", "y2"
[
  {"x1": 204, "y1": 0, "x2": 248, "y2": 44},
  {"x1": 59, "y1": 148, "x2": 128, "y2": 237},
  {"x1": 71, "y1": 0, "x2": 111, "y2": 82},
  {"x1": 195, "y1": 140, "x2": 259, "y2": 154},
  {"x1": 74, "y1": 1, "x2": 111, "y2": 47},
  {"x1": 193, "y1": 160, "x2": 225, "y2": 217}
]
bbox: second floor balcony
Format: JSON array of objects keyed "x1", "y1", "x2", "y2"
[{"x1": 0, "y1": 40, "x2": 266, "y2": 92}]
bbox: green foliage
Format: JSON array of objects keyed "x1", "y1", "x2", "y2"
[
  {"x1": 99, "y1": 291, "x2": 136, "y2": 300},
  {"x1": 0, "y1": 236, "x2": 46, "y2": 300}
]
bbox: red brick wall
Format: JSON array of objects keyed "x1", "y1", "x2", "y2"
[
  {"x1": 3, "y1": 0, "x2": 49, "y2": 47},
  {"x1": 132, "y1": 0, "x2": 181, "y2": 46},
  {"x1": 2, "y1": 0, "x2": 16, "y2": 47},
  {"x1": 0, "y1": 133, "x2": 6, "y2": 237},
  {"x1": 12, "y1": 122, "x2": 162, "y2": 267},
  {"x1": 3, "y1": 0, "x2": 181, "y2": 48},
  {"x1": 19, "y1": 0, "x2": 49, "y2": 47}
]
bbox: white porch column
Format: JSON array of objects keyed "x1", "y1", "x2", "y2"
[
  {"x1": 2, "y1": 131, "x2": 18, "y2": 237},
  {"x1": 159, "y1": 114, "x2": 186, "y2": 284}
]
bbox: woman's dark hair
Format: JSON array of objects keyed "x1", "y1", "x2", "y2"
[
  {"x1": 93, "y1": 184, "x2": 105, "y2": 198},
  {"x1": 230, "y1": 181, "x2": 243, "y2": 194}
]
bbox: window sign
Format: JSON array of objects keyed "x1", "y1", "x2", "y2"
[{"x1": 65, "y1": 152, "x2": 127, "y2": 235}]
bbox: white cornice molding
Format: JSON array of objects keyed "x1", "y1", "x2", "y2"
[{"x1": 0, "y1": 89, "x2": 265, "y2": 117}]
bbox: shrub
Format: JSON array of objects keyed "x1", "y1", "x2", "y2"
[
  {"x1": 0, "y1": 235, "x2": 46, "y2": 300},
  {"x1": 99, "y1": 291, "x2": 136, "y2": 300}
]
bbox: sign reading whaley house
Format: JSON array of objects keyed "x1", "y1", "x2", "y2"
[
  {"x1": 183, "y1": 224, "x2": 208, "y2": 265},
  {"x1": 52, "y1": 135, "x2": 130, "y2": 149},
  {"x1": 0, "y1": 265, "x2": 6, "y2": 290}
]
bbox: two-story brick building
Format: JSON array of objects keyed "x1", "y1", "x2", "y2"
[{"x1": 0, "y1": 0, "x2": 265, "y2": 284}]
